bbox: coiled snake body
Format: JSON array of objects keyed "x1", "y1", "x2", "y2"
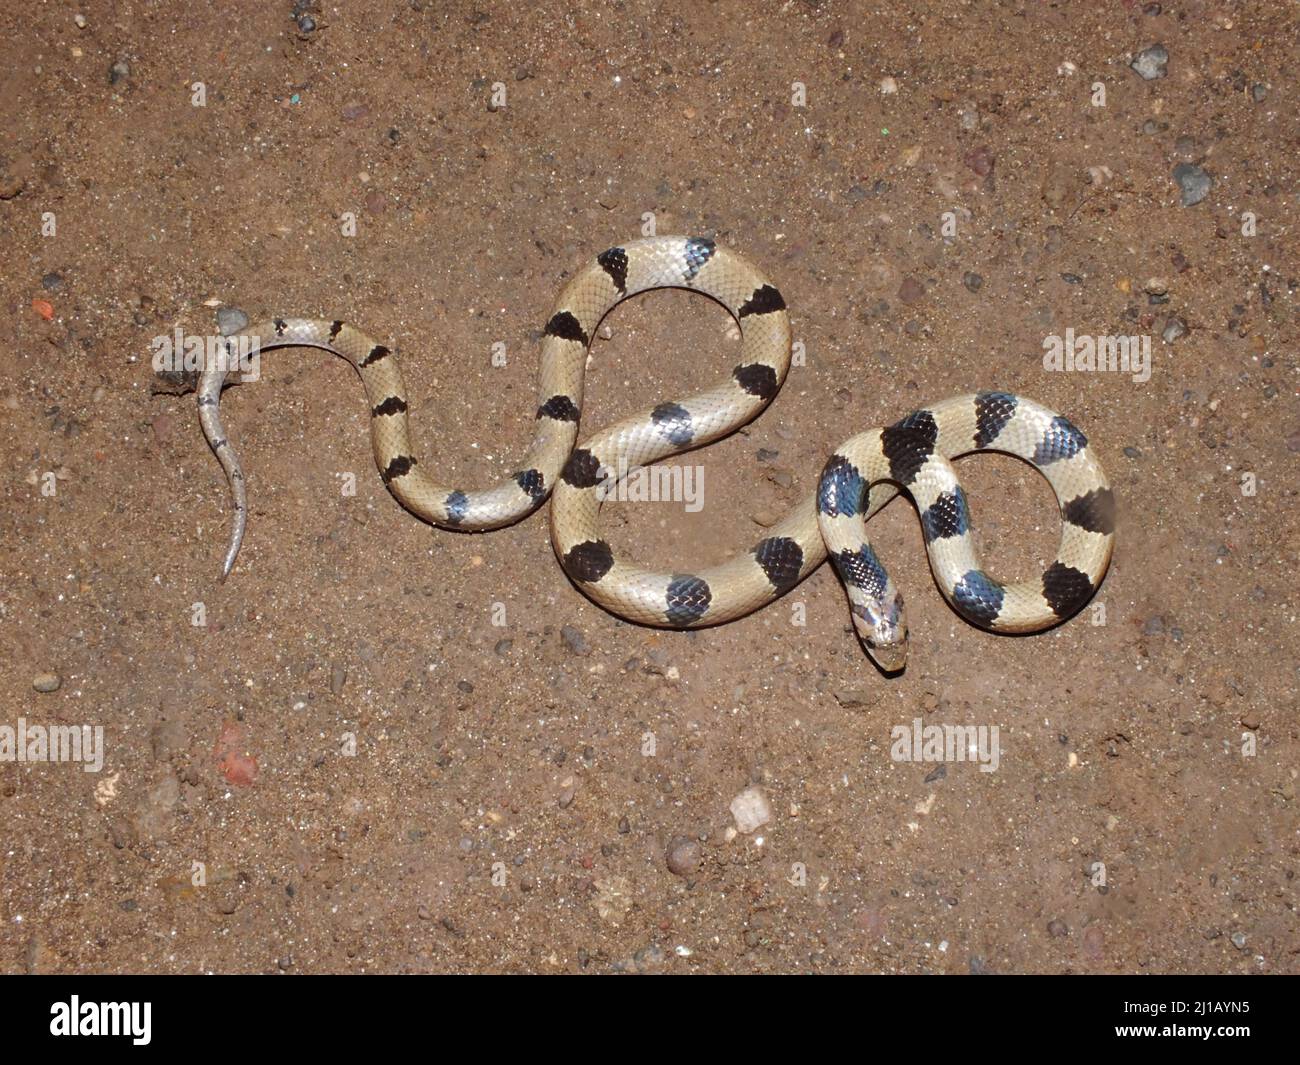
[{"x1": 198, "y1": 236, "x2": 1114, "y2": 670}]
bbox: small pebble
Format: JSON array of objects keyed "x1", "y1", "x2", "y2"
[
  {"x1": 33, "y1": 672, "x2": 62, "y2": 693},
  {"x1": 40, "y1": 272, "x2": 63, "y2": 292},
  {"x1": 1123, "y1": 446, "x2": 1141, "y2": 459},
  {"x1": 560, "y1": 624, "x2": 590, "y2": 656},
  {"x1": 962, "y1": 271, "x2": 984, "y2": 293},
  {"x1": 963, "y1": 146, "x2": 994, "y2": 176},
  {"x1": 1172, "y1": 163, "x2": 1212, "y2": 207},
  {"x1": 1130, "y1": 44, "x2": 1168, "y2": 81},
  {"x1": 109, "y1": 59, "x2": 130, "y2": 85},
  {"x1": 666, "y1": 837, "x2": 701, "y2": 876},
  {"x1": 1162, "y1": 317, "x2": 1188, "y2": 343},
  {"x1": 729, "y1": 787, "x2": 772, "y2": 834},
  {"x1": 633, "y1": 944, "x2": 666, "y2": 972},
  {"x1": 1047, "y1": 918, "x2": 1069, "y2": 938},
  {"x1": 898, "y1": 276, "x2": 925, "y2": 304},
  {"x1": 1230, "y1": 932, "x2": 1247, "y2": 950},
  {"x1": 216, "y1": 306, "x2": 249, "y2": 336}
]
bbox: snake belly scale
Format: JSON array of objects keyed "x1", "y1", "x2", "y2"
[{"x1": 197, "y1": 235, "x2": 1115, "y2": 670}]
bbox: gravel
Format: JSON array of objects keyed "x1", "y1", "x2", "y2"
[
  {"x1": 560, "y1": 625, "x2": 591, "y2": 656},
  {"x1": 666, "y1": 837, "x2": 701, "y2": 876},
  {"x1": 216, "y1": 306, "x2": 250, "y2": 336},
  {"x1": 1130, "y1": 45, "x2": 1168, "y2": 80},
  {"x1": 1172, "y1": 164, "x2": 1212, "y2": 207},
  {"x1": 729, "y1": 787, "x2": 773, "y2": 834},
  {"x1": 32, "y1": 672, "x2": 62, "y2": 693}
]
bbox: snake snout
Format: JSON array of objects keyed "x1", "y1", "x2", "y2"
[
  {"x1": 853, "y1": 595, "x2": 908, "y2": 672},
  {"x1": 862, "y1": 621, "x2": 908, "y2": 673},
  {"x1": 864, "y1": 633, "x2": 908, "y2": 673}
]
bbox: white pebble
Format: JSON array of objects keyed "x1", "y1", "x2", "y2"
[
  {"x1": 730, "y1": 786, "x2": 773, "y2": 834},
  {"x1": 879, "y1": 77, "x2": 898, "y2": 95}
]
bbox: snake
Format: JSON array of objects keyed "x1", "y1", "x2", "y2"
[{"x1": 196, "y1": 235, "x2": 1115, "y2": 670}]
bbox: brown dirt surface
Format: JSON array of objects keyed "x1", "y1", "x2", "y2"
[{"x1": 1, "y1": 1, "x2": 1296, "y2": 974}]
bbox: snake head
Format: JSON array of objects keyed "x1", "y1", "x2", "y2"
[{"x1": 852, "y1": 593, "x2": 908, "y2": 672}]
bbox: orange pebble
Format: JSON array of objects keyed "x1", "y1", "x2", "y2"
[{"x1": 32, "y1": 298, "x2": 54, "y2": 320}]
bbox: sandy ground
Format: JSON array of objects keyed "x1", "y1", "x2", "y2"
[{"x1": 0, "y1": 1, "x2": 1296, "y2": 974}]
